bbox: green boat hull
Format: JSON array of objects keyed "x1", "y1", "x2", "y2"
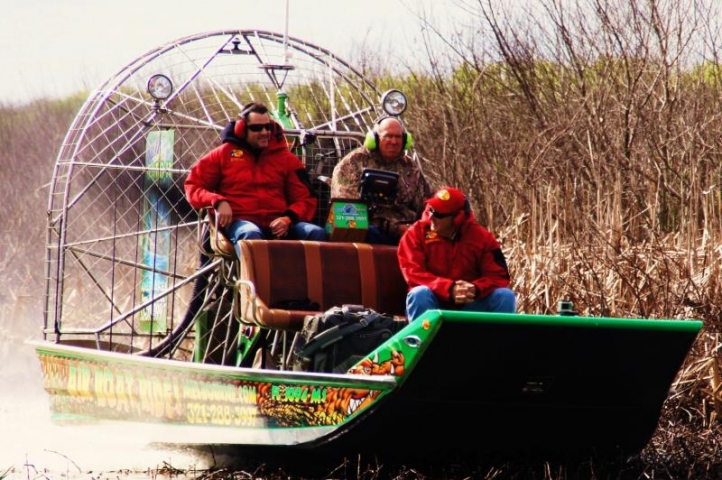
[{"x1": 30, "y1": 309, "x2": 701, "y2": 460}]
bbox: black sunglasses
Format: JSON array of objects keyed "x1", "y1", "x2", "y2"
[
  {"x1": 247, "y1": 123, "x2": 273, "y2": 132},
  {"x1": 429, "y1": 208, "x2": 455, "y2": 219}
]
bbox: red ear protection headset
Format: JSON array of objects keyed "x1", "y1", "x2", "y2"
[
  {"x1": 233, "y1": 103, "x2": 280, "y2": 139},
  {"x1": 233, "y1": 104, "x2": 255, "y2": 138}
]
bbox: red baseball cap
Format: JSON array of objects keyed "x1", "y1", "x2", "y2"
[{"x1": 426, "y1": 187, "x2": 466, "y2": 214}]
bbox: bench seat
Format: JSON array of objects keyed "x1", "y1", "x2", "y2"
[{"x1": 235, "y1": 240, "x2": 408, "y2": 331}]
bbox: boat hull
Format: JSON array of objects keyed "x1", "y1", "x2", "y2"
[{"x1": 30, "y1": 310, "x2": 702, "y2": 460}]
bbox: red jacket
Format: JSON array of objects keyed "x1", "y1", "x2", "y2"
[
  {"x1": 397, "y1": 209, "x2": 511, "y2": 307},
  {"x1": 184, "y1": 121, "x2": 317, "y2": 228}
]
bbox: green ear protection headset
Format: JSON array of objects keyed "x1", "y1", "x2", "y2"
[{"x1": 364, "y1": 116, "x2": 414, "y2": 151}]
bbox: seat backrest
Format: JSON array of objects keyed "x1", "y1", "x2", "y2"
[{"x1": 236, "y1": 240, "x2": 407, "y2": 331}]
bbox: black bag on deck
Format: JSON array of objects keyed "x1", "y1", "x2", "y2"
[{"x1": 293, "y1": 304, "x2": 404, "y2": 373}]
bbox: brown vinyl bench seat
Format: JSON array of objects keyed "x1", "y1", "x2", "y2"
[{"x1": 235, "y1": 240, "x2": 408, "y2": 331}]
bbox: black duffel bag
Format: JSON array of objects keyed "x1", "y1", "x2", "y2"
[{"x1": 293, "y1": 304, "x2": 404, "y2": 373}]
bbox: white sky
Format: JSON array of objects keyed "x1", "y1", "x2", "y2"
[{"x1": 0, "y1": 0, "x2": 456, "y2": 105}]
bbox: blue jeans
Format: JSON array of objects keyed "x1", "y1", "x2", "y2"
[
  {"x1": 406, "y1": 285, "x2": 517, "y2": 321},
  {"x1": 223, "y1": 219, "x2": 327, "y2": 258}
]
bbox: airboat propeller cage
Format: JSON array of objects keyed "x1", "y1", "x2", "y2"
[{"x1": 41, "y1": 29, "x2": 415, "y2": 346}]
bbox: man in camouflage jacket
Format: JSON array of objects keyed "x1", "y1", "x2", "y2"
[{"x1": 331, "y1": 116, "x2": 431, "y2": 245}]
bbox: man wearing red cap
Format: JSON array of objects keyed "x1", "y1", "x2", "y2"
[{"x1": 397, "y1": 187, "x2": 516, "y2": 321}]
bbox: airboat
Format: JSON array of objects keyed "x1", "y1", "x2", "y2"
[{"x1": 29, "y1": 29, "x2": 703, "y2": 462}]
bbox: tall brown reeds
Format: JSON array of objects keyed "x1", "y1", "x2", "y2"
[
  {"x1": 0, "y1": 95, "x2": 82, "y2": 326},
  {"x1": 393, "y1": 0, "x2": 722, "y2": 472},
  {"x1": 399, "y1": 0, "x2": 722, "y2": 320}
]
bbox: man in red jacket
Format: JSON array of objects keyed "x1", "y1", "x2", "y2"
[
  {"x1": 397, "y1": 186, "x2": 516, "y2": 321},
  {"x1": 184, "y1": 102, "x2": 326, "y2": 258}
]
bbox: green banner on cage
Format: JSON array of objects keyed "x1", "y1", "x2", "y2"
[{"x1": 139, "y1": 130, "x2": 175, "y2": 333}]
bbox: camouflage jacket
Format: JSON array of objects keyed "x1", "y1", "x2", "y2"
[{"x1": 330, "y1": 147, "x2": 431, "y2": 238}]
